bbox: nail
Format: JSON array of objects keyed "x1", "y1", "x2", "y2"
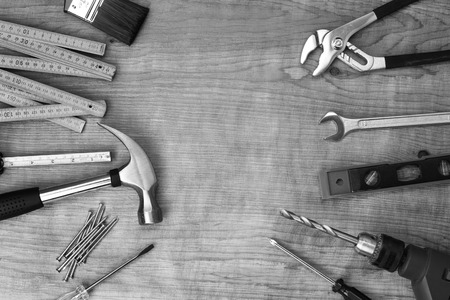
[
  {"x1": 84, "y1": 204, "x2": 105, "y2": 264},
  {"x1": 94, "y1": 204, "x2": 105, "y2": 226},
  {"x1": 85, "y1": 203, "x2": 103, "y2": 237},
  {"x1": 57, "y1": 225, "x2": 105, "y2": 272},
  {"x1": 63, "y1": 260, "x2": 77, "y2": 281},
  {"x1": 56, "y1": 212, "x2": 94, "y2": 261},
  {"x1": 77, "y1": 217, "x2": 119, "y2": 264},
  {"x1": 65, "y1": 216, "x2": 107, "y2": 258},
  {"x1": 69, "y1": 258, "x2": 78, "y2": 279}
]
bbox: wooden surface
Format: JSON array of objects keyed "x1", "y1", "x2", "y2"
[{"x1": 1, "y1": 0, "x2": 450, "y2": 299}]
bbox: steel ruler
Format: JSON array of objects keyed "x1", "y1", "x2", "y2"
[
  {"x1": 0, "y1": 89, "x2": 87, "y2": 132},
  {"x1": 0, "y1": 68, "x2": 107, "y2": 117},
  {"x1": 0, "y1": 20, "x2": 105, "y2": 55},
  {"x1": 1, "y1": 151, "x2": 111, "y2": 169}
]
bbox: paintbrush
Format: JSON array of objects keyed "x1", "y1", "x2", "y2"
[{"x1": 64, "y1": 0, "x2": 149, "y2": 45}]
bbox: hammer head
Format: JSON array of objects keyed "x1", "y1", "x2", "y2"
[{"x1": 99, "y1": 123, "x2": 162, "y2": 225}]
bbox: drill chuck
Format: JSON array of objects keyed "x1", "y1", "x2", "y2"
[
  {"x1": 369, "y1": 234, "x2": 405, "y2": 272},
  {"x1": 354, "y1": 233, "x2": 377, "y2": 257},
  {"x1": 353, "y1": 233, "x2": 405, "y2": 272}
]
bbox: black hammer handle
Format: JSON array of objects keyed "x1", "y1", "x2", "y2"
[
  {"x1": 0, "y1": 172, "x2": 114, "y2": 222},
  {"x1": 373, "y1": 0, "x2": 419, "y2": 20},
  {"x1": 385, "y1": 50, "x2": 450, "y2": 69},
  {"x1": 0, "y1": 187, "x2": 43, "y2": 221}
]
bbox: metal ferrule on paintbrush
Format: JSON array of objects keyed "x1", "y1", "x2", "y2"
[{"x1": 65, "y1": 0, "x2": 102, "y2": 23}]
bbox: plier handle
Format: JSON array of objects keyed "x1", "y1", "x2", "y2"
[{"x1": 301, "y1": 0, "x2": 450, "y2": 76}]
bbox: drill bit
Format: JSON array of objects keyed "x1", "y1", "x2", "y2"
[
  {"x1": 268, "y1": 238, "x2": 371, "y2": 300},
  {"x1": 280, "y1": 209, "x2": 406, "y2": 272},
  {"x1": 280, "y1": 209, "x2": 359, "y2": 245}
]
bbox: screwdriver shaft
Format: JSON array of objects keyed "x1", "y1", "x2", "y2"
[
  {"x1": 280, "y1": 209, "x2": 359, "y2": 245},
  {"x1": 269, "y1": 238, "x2": 335, "y2": 285},
  {"x1": 86, "y1": 244, "x2": 155, "y2": 293}
]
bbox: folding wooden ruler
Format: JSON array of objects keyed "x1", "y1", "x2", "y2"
[
  {"x1": 0, "y1": 54, "x2": 101, "y2": 78},
  {"x1": 0, "y1": 20, "x2": 116, "y2": 80},
  {"x1": 0, "y1": 88, "x2": 106, "y2": 132},
  {"x1": 0, "y1": 151, "x2": 111, "y2": 174},
  {"x1": 0, "y1": 69, "x2": 107, "y2": 132},
  {"x1": 0, "y1": 20, "x2": 112, "y2": 132}
]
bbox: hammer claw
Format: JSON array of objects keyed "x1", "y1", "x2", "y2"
[{"x1": 99, "y1": 123, "x2": 162, "y2": 224}]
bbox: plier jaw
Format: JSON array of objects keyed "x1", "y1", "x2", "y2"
[
  {"x1": 300, "y1": 12, "x2": 379, "y2": 76},
  {"x1": 300, "y1": 29, "x2": 337, "y2": 77}
]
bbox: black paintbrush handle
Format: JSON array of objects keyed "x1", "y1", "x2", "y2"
[
  {"x1": 385, "y1": 50, "x2": 450, "y2": 69},
  {"x1": 373, "y1": 0, "x2": 420, "y2": 20},
  {"x1": 0, "y1": 187, "x2": 43, "y2": 221}
]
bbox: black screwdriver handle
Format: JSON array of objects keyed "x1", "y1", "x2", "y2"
[
  {"x1": 0, "y1": 187, "x2": 43, "y2": 221},
  {"x1": 373, "y1": 0, "x2": 419, "y2": 20},
  {"x1": 333, "y1": 279, "x2": 372, "y2": 300},
  {"x1": 385, "y1": 50, "x2": 450, "y2": 69}
]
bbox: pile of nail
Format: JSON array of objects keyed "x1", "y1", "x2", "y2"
[{"x1": 56, "y1": 203, "x2": 119, "y2": 281}]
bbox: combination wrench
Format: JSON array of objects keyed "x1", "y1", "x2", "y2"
[{"x1": 319, "y1": 111, "x2": 450, "y2": 141}]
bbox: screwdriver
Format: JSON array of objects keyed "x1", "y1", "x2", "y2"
[
  {"x1": 56, "y1": 244, "x2": 154, "y2": 300},
  {"x1": 280, "y1": 209, "x2": 450, "y2": 300},
  {"x1": 268, "y1": 238, "x2": 371, "y2": 300}
]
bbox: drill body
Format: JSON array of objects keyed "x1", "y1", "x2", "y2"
[
  {"x1": 399, "y1": 245, "x2": 450, "y2": 300},
  {"x1": 358, "y1": 233, "x2": 450, "y2": 300}
]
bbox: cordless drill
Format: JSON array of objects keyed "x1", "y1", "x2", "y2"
[{"x1": 280, "y1": 209, "x2": 450, "y2": 300}]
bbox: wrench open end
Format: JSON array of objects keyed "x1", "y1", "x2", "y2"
[{"x1": 319, "y1": 112, "x2": 345, "y2": 142}]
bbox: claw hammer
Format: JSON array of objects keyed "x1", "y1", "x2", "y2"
[{"x1": 0, "y1": 124, "x2": 162, "y2": 225}]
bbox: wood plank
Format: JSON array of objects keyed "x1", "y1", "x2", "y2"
[{"x1": 1, "y1": 0, "x2": 450, "y2": 299}]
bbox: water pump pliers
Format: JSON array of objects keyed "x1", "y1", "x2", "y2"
[{"x1": 301, "y1": 0, "x2": 450, "y2": 76}]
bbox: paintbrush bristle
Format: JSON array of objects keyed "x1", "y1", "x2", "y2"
[{"x1": 92, "y1": 0, "x2": 149, "y2": 45}]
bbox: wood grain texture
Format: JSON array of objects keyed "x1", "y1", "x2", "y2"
[{"x1": 1, "y1": 0, "x2": 450, "y2": 299}]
